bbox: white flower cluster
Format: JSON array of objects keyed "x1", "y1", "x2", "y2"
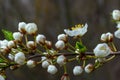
[{"x1": 0, "y1": 9, "x2": 120, "y2": 80}]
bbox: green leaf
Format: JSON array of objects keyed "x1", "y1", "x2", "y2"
[
  {"x1": 0, "y1": 58, "x2": 4, "y2": 63},
  {"x1": 75, "y1": 42, "x2": 87, "y2": 53},
  {"x1": 2, "y1": 29, "x2": 14, "y2": 41}
]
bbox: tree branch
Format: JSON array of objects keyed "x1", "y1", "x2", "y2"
[{"x1": 28, "y1": 51, "x2": 120, "y2": 59}]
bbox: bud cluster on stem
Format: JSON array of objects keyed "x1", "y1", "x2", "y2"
[{"x1": 0, "y1": 10, "x2": 120, "y2": 80}]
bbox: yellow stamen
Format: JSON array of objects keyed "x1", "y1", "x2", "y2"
[{"x1": 71, "y1": 24, "x2": 83, "y2": 30}]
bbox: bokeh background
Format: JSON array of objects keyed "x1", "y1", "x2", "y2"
[{"x1": 0, "y1": 0, "x2": 120, "y2": 80}]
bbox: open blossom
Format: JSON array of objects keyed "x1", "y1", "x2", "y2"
[
  {"x1": 0, "y1": 75, "x2": 5, "y2": 80},
  {"x1": 47, "y1": 65, "x2": 58, "y2": 74},
  {"x1": 55, "y1": 40, "x2": 65, "y2": 50},
  {"x1": 84, "y1": 64, "x2": 94, "y2": 73},
  {"x1": 57, "y1": 34, "x2": 67, "y2": 42},
  {"x1": 13, "y1": 32, "x2": 23, "y2": 41},
  {"x1": 93, "y1": 43, "x2": 111, "y2": 57},
  {"x1": 100, "y1": 32, "x2": 113, "y2": 42},
  {"x1": 114, "y1": 29, "x2": 120, "y2": 39},
  {"x1": 36, "y1": 34, "x2": 46, "y2": 44},
  {"x1": 14, "y1": 52, "x2": 25, "y2": 65},
  {"x1": 112, "y1": 10, "x2": 120, "y2": 20},
  {"x1": 64, "y1": 23, "x2": 88, "y2": 37},
  {"x1": 73, "y1": 66, "x2": 83, "y2": 75},
  {"x1": 25, "y1": 23, "x2": 38, "y2": 35},
  {"x1": 18, "y1": 22, "x2": 26, "y2": 33},
  {"x1": 27, "y1": 60, "x2": 36, "y2": 68},
  {"x1": 57, "y1": 55, "x2": 66, "y2": 66}
]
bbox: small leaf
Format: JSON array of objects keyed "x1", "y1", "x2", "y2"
[
  {"x1": 75, "y1": 42, "x2": 87, "y2": 53},
  {"x1": 2, "y1": 29, "x2": 14, "y2": 41},
  {"x1": 0, "y1": 58, "x2": 4, "y2": 63}
]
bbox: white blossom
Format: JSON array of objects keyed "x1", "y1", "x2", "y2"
[
  {"x1": 93, "y1": 43, "x2": 111, "y2": 57},
  {"x1": 55, "y1": 40, "x2": 65, "y2": 50},
  {"x1": 84, "y1": 64, "x2": 94, "y2": 73},
  {"x1": 18, "y1": 22, "x2": 26, "y2": 33},
  {"x1": 101, "y1": 32, "x2": 113, "y2": 42},
  {"x1": 27, "y1": 60, "x2": 36, "y2": 68},
  {"x1": 25, "y1": 23, "x2": 38, "y2": 35},
  {"x1": 64, "y1": 23, "x2": 88, "y2": 37},
  {"x1": 0, "y1": 40, "x2": 8, "y2": 48},
  {"x1": 0, "y1": 75, "x2": 5, "y2": 80},
  {"x1": 36, "y1": 34, "x2": 46, "y2": 44},
  {"x1": 116, "y1": 22, "x2": 120, "y2": 28},
  {"x1": 47, "y1": 65, "x2": 58, "y2": 74},
  {"x1": 14, "y1": 52, "x2": 25, "y2": 65},
  {"x1": 112, "y1": 10, "x2": 120, "y2": 20},
  {"x1": 7, "y1": 41, "x2": 15, "y2": 48},
  {"x1": 101, "y1": 33, "x2": 107, "y2": 42},
  {"x1": 73, "y1": 66, "x2": 83, "y2": 75},
  {"x1": 57, "y1": 55, "x2": 66, "y2": 66},
  {"x1": 114, "y1": 29, "x2": 120, "y2": 39},
  {"x1": 13, "y1": 32, "x2": 23, "y2": 41},
  {"x1": 42, "y1": 61, "x2": 50, "y2": 68},
  {"x1": 8, "y1": 54, "x2": 14, "y2": 60},
  {"x1": 26, "y1": 41, "x2": 36, "y2": 49},
  {"x1": 57, "y1": 34, "x2": 67, "y2": 42}
]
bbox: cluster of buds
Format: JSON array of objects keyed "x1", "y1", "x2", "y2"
[{"x1": 0, "y1": 10, "x2": 119, "y2": 80}]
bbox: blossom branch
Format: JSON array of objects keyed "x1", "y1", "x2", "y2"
[{"x1": 28, "y1": 51, "x2": 120, "y2": 59}]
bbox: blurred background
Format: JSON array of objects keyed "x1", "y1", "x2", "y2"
[{"x1": 0, "y1": 0, "x2": 120, "y2": 80}]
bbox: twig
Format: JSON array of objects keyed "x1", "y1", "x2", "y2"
[{"x1": 28, "y1": 51, "x2": 120, "y2": 59}]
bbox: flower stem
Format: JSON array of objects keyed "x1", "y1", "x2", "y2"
[
  {"x1": 63, "y1": 64, "x2": 67, "y2": 74},
  {"x1": 111, "y1": 42, "x2": 117, "y2": 52}
]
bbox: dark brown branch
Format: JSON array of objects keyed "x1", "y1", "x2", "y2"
[{"x1": 28, "y1": 51, "x2": 120, "y2": 59}]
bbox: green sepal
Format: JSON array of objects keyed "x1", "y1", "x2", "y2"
[
  {"x1": 75, "y1": 42, "x2": 87, "y2": 53},
  {"x1": 2, "y1": 29, "x2": 14, "y2": 41}
]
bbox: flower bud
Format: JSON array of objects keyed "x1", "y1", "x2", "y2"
[
  {"x1": 73, "y1": 66, "x2": 83, "y2": 75},
  {"x1": 0, "y1": 40, "x2": 8, "y2": 48},
  {"x1": 26, "y1": 41, "x2": 36, "y2": 50},
  {"x1": 57, "y1": 55, "x2": 66, "y2": 66},
  {"x1": 18, "y1": 22, "x2": 26, "y2": 33},
  {"x1": 0, "y1": 75, "x2": 5, "y2": 80},
  {"x1": 8, "y1": 53, "x2": 14, "y2": 60},
  {"x1": 114, "y1": 29, "x2": 120, "y2": 39},
  {"x1": 55, "y1": 40, "x2": 65, "y2": 50},
  {"x1": 101, "y1": 32, "x2": 113, "y2": 42},
  {"x1": 101, "y1": 33, "x2": 107, "y2": 42},
  {"x1": 47, "y1": 65, "x2": 58, "y2": 74},
  {"x1": 36, "y1": 34, "x2": 46, "y2": 45},
  {"x1": 14, "y1": 52, "x2": 25, "y2": 65},
  {"x1": 93, "y1": 43, "x2": 111, "y2": 57},
  {"x1": 57, "y1": 34, "x2": 67, "y2": 42},
  {"x1": 112, "y1": 10, "x2": 120, "y2": 20},
  {"x1": 84, "y1": 64, "x2": 94, "y2": 73},
  {"x1": 27, "y1": 60, "x2": 36, "y2": 68},
  {"x1": 7, "y1": 41, "x2": 15, "y2": 49},
  {"x1": 45, "y1": 40, "x2": 52, "y2": 49},
  {"x1": 13, "y1": 32, "x2": 23, "y2": 42},
  {"x1": 25, "y1": 23, "x2": 38, "y2": 35},
  {"x1": 42, "y1": 61, "x2": 50, "y2": 68},
  {"x1": 61, "y1": 74, "x2": 70, "y2": 80}
]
